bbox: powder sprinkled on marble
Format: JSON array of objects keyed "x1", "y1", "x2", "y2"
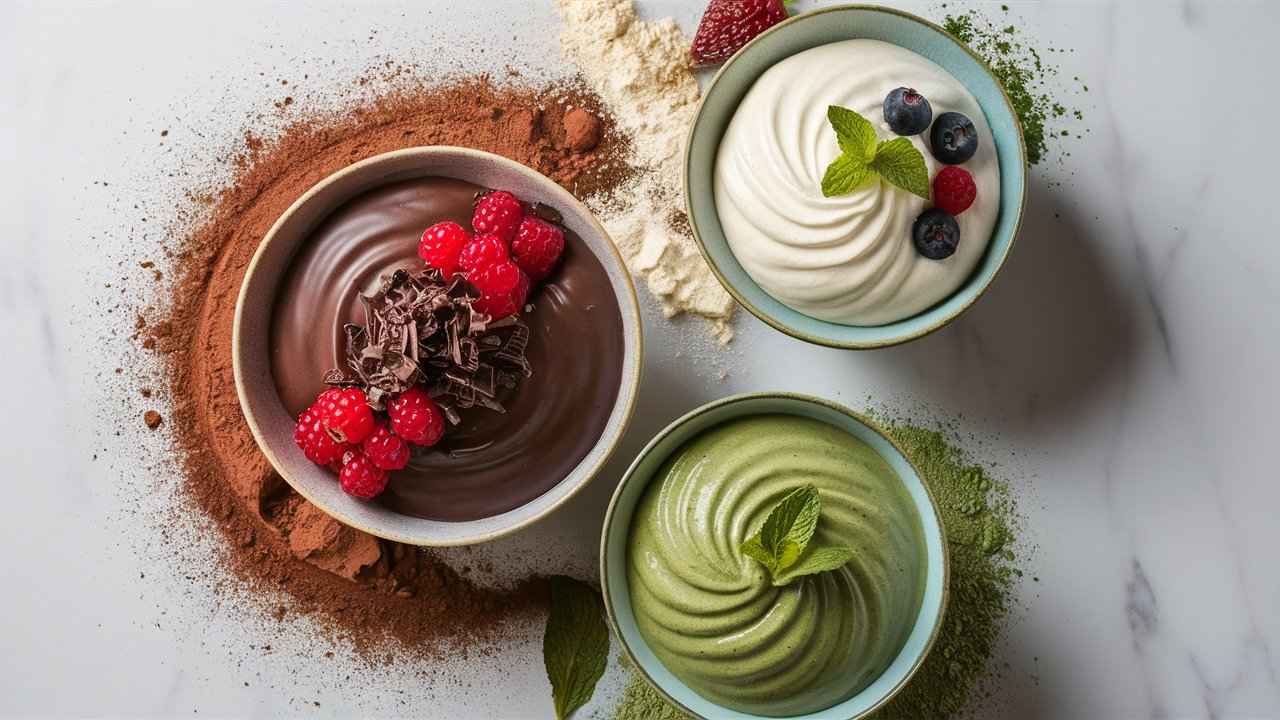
[
  {"x1": 868, "y1": 420, "x2": 1027, "y2": 719},
  {"x1": 610, "y1": 671, "x2": 691, "y2": 720},
  {"x1": 941, "y1": 6, "x2": 1088, "y2": 166},
  {"x1": 557, "y1": 0, "x2": 736, "y2": 343}
]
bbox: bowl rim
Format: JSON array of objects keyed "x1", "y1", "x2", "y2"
[
  {"x1": 683, "y1": 3, "x2": 1029, "y2": 350},
  {"x1": 231, "y1": 146, "x2": 643, "y2": 546},
  {"x1": 599, "y1": 391, "x2": 951, "y2": 720}
]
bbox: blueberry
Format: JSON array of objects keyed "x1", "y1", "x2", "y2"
[
  {"x1": 883, "y1": 87, "x2": 933, "y2": 136},
  {"x1": 912, "y1": 208, "x2": 960, "y2": 260},
  {"x1": 929, "y1": 112, "x2": 979, "y2": 164}
]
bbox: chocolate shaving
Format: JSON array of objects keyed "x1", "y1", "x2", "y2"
[
  {"x1": 528, "y1": 202, "x2": 564, "y2": 225},
  {"x1": 326, "y1": 267, "x2": 533, "y2": 422}
]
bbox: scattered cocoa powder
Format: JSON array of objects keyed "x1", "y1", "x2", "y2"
[
  {"x1": 155, "y1": 76, "x2": 632, "y2": 656},
  {"x1": 143, "y1": 410, "x2": 163, "y2": 429}
]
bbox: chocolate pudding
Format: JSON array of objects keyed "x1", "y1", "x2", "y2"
[{"x1": 270, "y1": 176, "x2": 625, "y2": 521}]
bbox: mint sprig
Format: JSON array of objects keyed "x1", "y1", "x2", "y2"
[
  {"x1": 739, "y1": 484, "x2": 856, "y2": 587},
  {"x1": 543, "y1": 576, "x2": 609, "y2": 720},
  {"x1": 821, "y1": 105, "x2": 931, "y2": 200}
]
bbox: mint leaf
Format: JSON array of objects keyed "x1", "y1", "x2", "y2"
[
  {"x1": 740, "y1": 484, "x2": 825, "y2": 580},
  {"x1": 827, "y1": 105, "x2": 877, "y2": 162},
  {"x1": 869, "y1": 137, "x2": 931, "y2": 199},
  {"x1": 773, "y1": 546, "x2": 857, "y2": 587},
  {"x1": 543, "y1": 576, "x2": 609, "y2": 720},
  {"x1": 780, "y1": 487, "x2": 821, "y2": 552},
  {"x1": 759, "y1": 484, "x2": 820, "y2": 570},
  {"x1": 821, "y1": 154, "x2": 873, "y2": 198},
  {"x1": 740, "y1": 535, "x2": 775, "y2": 574}
]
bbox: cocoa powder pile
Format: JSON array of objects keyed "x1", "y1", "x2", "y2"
[{"x1": 149, "y1": 76, "x2": 630, "y2": 655}]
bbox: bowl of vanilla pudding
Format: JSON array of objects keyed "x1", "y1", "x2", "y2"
[{"x1": 685, "y1": 5, "x2": 1027, "y2": 349}]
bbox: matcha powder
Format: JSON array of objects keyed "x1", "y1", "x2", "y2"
[
  {"x1": 610, "y1": 673, "x2": 691, "y2": 720},
  {"x1": 609, "y1": 421, "x2": 1028, "y2": 720},
  {"x1": 869, "y1": 422, "x2": 1025, "y2": 719},
  {"x1": 941, "y1": 7, "x2": 1087, "y2": 165}
]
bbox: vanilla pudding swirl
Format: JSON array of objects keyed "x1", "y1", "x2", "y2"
[
  {"x1": 715, "y1": 40, "x2": 1000, "y2": 325},
  {"x1": 627, "y1": 415, "x2": 927, "y2": 716}
]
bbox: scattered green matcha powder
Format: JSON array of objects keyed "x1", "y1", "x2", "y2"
[
  {"x1": 608, "y1": 420, "x2": 1027, "y2": 720},
  {"x1": 868, "y1": 421, "x2": 1024, "y2": 719},
  {"x1": 941, "y1": 7, "x2": 1087, "y2": 165},
  {"x1": 610, "y1": 673, "x2": 691, "y2": 720}
]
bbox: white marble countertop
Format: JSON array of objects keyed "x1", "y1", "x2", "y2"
[{"x1": 3, "y1": 0, "x2": 1278, "y2": 718}]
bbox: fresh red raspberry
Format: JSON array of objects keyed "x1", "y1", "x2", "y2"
[
  {"x1": 316, "y1": 388, "x2": 344, "y2": 407},
  {"x1": 472, "y1": 191, "x2": 524, "y2": 243},
  {"x1": 387, "y1": 386, "x2": 446, "y2": 447},
  {"x1": 338, "y1": 449, "x2": 389, "y2": 500},
  {"x1": 471, "y1": 261, "x2": 531, "y2": 320},
  {"x1": 318, "y1": 387, "x2": 375, "y2": 444},
  {"x1": 932, "y1": 166, "x2": 977, "y2": 216},
  {"x1": 418, "y1": 221, "x2": 471, "y2": 277},
  {"x1": 510, "y1": 216, "x2": 565, "y2": 281},
  {"x1": 458, "y1": 234, "x2": 509, "y2": 276},
  {"x1": 361, "y1": 421, "x2": 411, "y2": 471},
  {"x1": 293, "y1": 405, "x2": 347, "y2": 466}
]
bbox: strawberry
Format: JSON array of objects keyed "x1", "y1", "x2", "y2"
[{"x1": 690, "y1": 0, "x2": 790, "y2": 68}]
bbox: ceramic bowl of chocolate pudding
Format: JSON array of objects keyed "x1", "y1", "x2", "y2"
[{"x1": 233, "y1": 147, "x2": 642, "y2": 546}]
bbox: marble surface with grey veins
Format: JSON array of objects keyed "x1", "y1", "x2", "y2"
[{"x1": 1, "y1": 0, "x2": 1277, "y2": 718}]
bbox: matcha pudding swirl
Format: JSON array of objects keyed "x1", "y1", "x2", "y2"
[{"x1": 627, "y1": 415, "x2": 928, "y2": 716}]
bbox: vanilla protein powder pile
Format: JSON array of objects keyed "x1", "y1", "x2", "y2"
[{"x1": 557, "y1": 0, "x2": 736, "y2": 343}]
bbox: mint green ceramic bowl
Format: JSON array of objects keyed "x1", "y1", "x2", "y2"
[
  {"x1": 600, "y1": 393, "x2": 948, "y2": 720},
  {"x1": 684, "y1": 5, "x2": 1027, "y2": 349}
]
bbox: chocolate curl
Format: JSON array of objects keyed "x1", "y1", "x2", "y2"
[{"x1": 325, "y1": 267, "x2": 532, "y2": 419}]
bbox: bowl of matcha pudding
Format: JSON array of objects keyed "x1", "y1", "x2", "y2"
[{"x1": 600, "y1": 393, "x2": 947, "y2": 719}]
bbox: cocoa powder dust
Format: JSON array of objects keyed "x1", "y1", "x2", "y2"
[{"x1": 152, "y1": 77, "x2": 631, "y2": 656}]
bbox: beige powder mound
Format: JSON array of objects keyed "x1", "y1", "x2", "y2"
[{"x1": 558, "y1": 0, "x2": 736, "y2": 343}]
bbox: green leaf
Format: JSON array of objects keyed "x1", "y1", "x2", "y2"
[
  {"x1": 869, "y1": 137, "x2": 931, "y2": 199},
  {"x1": 782, "y1": 488, "x2": 821, "y2": 552},
  {"x1": 543, "y1": 576, "x2": 610, "y2": 720},
  {"x1": 773, "y1": 546, "x2": 857, "y2": 587},
  {"x1": 827, "y1": 105, "x2": 877, "y2": 162},
  {"x1": 740, "y1": 535, "x2": 775, "y2": 574},
  {"x1": 821, "y1": 154, "x2": 873, "y2": 198},
  {"x1": 740, "y1": 484, "x2": 824, "y2": 579},
  {"x1": 759, "y1": 485, "x2": 820, "y2": 570}
]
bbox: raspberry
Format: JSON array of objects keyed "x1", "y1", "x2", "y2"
[
  {"x1": 338, "y1": 449, "x2": 389, "y2": 500},
  {"x1": 418, "y1": 221, "x2": 470, "y2": 277},
  {"x1": 361, "y1": 421, "x2": 411, "y2": 471},
  {"x1": 510, "y1": 216, "x2": 565, "y2": 281},
  {"x1": 316, "y1": 388, "x2": 344, "y2": 407},
  {"x1": 457, "y1": 234, "x2": 509, "y2": 276},
  {"x1": 293, "y1": 405, "x2": 346, "y2": 466},
  {"x1": 472, "y1": 190, "x2": 524, "y2": 243},
  {"x1": 932, "y1": 166, "x2": 977, "y2": 216},
  {"x1": 470, "y1": 261, "x2": 530, "y2": 320},
  {"x1": 318, "y1": 387, "x2": 375, "y2": 444},
  {"x1": 387, "y1": 386, "x2": 446, "y2": 447}
]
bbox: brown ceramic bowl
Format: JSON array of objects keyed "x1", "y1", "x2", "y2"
[{"x1": 232, "y1": 147, "x2": 643, "y2": 546}]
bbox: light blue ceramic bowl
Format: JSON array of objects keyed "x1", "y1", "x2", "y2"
[
  {"x1": 600, "y1": 393, "x2": 949, "y2": 720},
  {"x1": 685, "y1": 5, "x2": 1027, "y2": 349}
]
